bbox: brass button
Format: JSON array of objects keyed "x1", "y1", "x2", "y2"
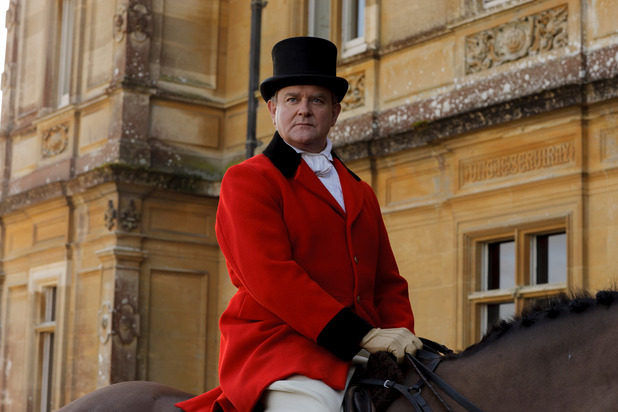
[
  {"x1": 356, "y1": 295, "x2": 361, "y2": 302},
  {"x1": 354, "y1": 256, "x2": 359, "y2": 264}
]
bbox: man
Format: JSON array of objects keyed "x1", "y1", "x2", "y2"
[{"x1": 177, "y1": 36, "x2": 421, "y2": 412}]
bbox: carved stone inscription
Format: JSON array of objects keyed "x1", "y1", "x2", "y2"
[
  {"x1": 461, "y1": 141, "x2": 575, "y2": 186},
  {"x1": 466, "y1": 5, "x2": 568, "y2": 74}
]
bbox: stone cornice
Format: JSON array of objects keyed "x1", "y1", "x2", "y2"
[
  {"x1": 0, "y1": 164, "x2": 220, "y2": 216},
  {"x1": 331, "y1": 43, "x2": 618, "y2": 161}
]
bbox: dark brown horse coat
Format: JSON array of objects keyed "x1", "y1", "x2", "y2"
[{"x1": 177, "y1": 133, "x2": 415, "y2": 411}]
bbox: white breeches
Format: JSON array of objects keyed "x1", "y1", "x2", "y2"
[{"x1": 262, "y1": 351, "x2": 369, "y2": 412}]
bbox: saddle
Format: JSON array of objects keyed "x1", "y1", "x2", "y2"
[{"x1": 344, "y1": 338, "x2": 483, "y2": 412}]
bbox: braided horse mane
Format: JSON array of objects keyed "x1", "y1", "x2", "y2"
[{"x1": 452, "y1": 289, "x2": 617, "y2": 359}]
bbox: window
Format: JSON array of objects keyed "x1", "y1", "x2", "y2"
[
  {"x1": 341, "y1": 0, "x2": 366, "y2": 57},
  {"x1": 35, "y1": 286, "x2": 57, "y2": 412},
  {"x1": 468, "y1": 221, "x2": 567, "y2": 338},
  {"x1": 308, "y1": 0, "x2": 331, "y2": 40},
  {"x1": 307, "y1": 0, "x2": 367, "y2": 57},
  {"x1": 56, "y1": 0, "x2": 75, "y2": 107}
]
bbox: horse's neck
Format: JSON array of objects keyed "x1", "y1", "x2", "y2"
[{"x1": 411, "y1": 304, "x2": 618, "y2": 411}]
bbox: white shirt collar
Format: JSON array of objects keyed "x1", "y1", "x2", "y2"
[{"x1": 283, "y1": 138, "x2": 333, "y2": 161}]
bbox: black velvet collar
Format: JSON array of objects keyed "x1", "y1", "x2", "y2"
[
  {"x1": 262, "y1": 131, "x2": 302, "y2": 178},
  {"x1": 262, "y1": 132, "x2": 360, "y2": 181}
]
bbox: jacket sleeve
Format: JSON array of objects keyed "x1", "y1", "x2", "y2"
[
  {"x1": 366, "y1": 186, "x2": 416, "y2": 333},
  {"x1": 216, "y1": 162, "x2": 373, "y2": 360}
]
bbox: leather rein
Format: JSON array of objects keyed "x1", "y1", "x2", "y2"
[{"x1": 358, "y1": 339, "x2": 484, "y2": 412}]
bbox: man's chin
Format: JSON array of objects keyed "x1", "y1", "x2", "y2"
[{"x1": 284, "y1": 136, "x2": 326, "y2": 152}]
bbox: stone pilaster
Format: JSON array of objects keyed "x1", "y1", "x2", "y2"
[{"x1": 95, "y1": 246, "x2": 146, "y2": 385}]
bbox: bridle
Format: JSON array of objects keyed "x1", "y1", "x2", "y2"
[{"x1": 358, "y1": 339, "x2": 484, "y2": 412}]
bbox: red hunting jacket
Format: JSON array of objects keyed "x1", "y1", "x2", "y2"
[{"x1": 177, "y1": 132, "x2": 415, "y2": 412}]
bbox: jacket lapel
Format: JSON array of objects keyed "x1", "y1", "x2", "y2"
[
  {"x1": 263, "y1": 132, "x2": 364, "y2": 219},
  {"x1": 333, "y1": 159, "x2": 363, "y2": 222},
  {"x1": 295, "y1": 161, "x2": 346, "y2": 216}
]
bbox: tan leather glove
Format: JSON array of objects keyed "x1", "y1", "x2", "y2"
[{"x1": 359, "y1": 327, "x2": 423, "y2": 362}]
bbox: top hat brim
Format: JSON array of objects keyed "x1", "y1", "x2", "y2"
[{"x1": 260, "y1": 74, "x2": 349, "y2": 103}]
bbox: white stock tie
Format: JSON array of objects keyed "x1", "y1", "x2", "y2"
[
  {"x1": 282, "y1": 137, "x2": 346, "y2": 211},
  {"x1": 301, "y1": 152, "x2": 333, "y2": 177}
]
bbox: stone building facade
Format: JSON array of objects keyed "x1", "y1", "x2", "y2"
[{"x1": 0, "y1": 0, "x2": 617, "y2": 410}]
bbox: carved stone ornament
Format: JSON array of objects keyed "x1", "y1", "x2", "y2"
[
  {"x1": 120, "y1": 199, "x2": 141, "y2": 232},
  {"x1": 98, "y1": 302, "x2": 113, "y2": 344},
  {"x1": 1, "y1": 71, "x2": 8, "y2": 93},
  {"x1": 341, "y1": 72, "x2": 366, "y2": 111},
  {"x1": 113, "y1": 5, "x2": 127, "y2": 42},
  {"x1": 6, "y1": 0, "x2": 18, "y2": 31},
  {"x1": 104, "y1": 199, "x2": 117, "y2": 230},
  {"x1": 117, "y1": 303, "x2": 140, "y2": 345},
  {"x1": 128, "y1": 4, "x2": 151, "y2": 42},
  {"x1": 114, "y1": 4, "x2": 151, "y2": 43},
  {"x1": 465, "y1": 5, "x2": 568, "y2": 74},
  {"x1": 41, "y1": 123, "x2": 69, "y2": 158}
]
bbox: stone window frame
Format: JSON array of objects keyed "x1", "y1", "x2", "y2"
[
  {"x1": 464, "y1": 216, "x2": 569, "y2": 342},
  {"x1": 483, "y1": 0, "x2": 510, "y2": 8},
  {"x1": 28, "y1": 262, "x2": 66, "y2": 412},
  {"x1": 481, "y1": 0, "x2": 522, "y2": 9}
]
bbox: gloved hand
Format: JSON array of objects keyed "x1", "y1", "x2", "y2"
[{"x1": 359, "y1": 327, "x2": 423, "y2": 362}]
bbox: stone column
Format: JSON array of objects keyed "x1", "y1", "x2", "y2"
[{"x1": 95, "y1": 246, "x2": 146, "y2": 385}]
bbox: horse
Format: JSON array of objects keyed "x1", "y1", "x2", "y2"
[
  {"x1": 56, "y1": 381, "x2": 194, "y2": 411},
  {"x1": 363, "y1": 289, "x2": 618, "y2": 411},
  {"x1": 58, "y1": 290, "x2": 618, "y2": 412}
]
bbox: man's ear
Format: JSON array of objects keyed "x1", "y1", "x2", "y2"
[{"x1": 267, "y1": 100, "x2": 277, "y2": 126}]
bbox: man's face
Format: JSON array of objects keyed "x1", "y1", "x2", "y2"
[{"x1": 267, "y1": 84, "x2": 342, "y2": 153}]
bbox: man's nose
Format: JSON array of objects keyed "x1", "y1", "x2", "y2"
[{"x1": 297, "y1": 99, "x2": 311, "y2": 115}]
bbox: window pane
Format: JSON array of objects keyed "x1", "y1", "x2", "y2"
[
  {"x1": 40, "y1": 333, "x2": 54, "y2": 412},
  {"x1": 308, "y1": 0, "x2": 330, "y2": 39},
  {"x1": 483, "y1": 302, "x2": 515, "y2": 335},
  {"x1": 547, "y1": 233, "x2": 567, "y2": 283},
  {"x1": 342, "y1": 0, "x2": 364, "y2": 42},
  {"x1": 47, "y1": 287, "x2": 57, "y2": 323},
  {"x1": 532, "y1": 232, "x2": 566, "y2": 285},
  {"x1": 58, "y1": 0, "x2": 75, "y2": 107},
  {"x1": 486, "y1": 240, "x2": 515, "y2": 290},
  {"x1": 355, "y1": 0, "x2": 365, "y2": 39}
]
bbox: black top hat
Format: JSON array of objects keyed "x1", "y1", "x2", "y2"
[{"x1": 259, "y1": 37, "x2": 349, "y2": 103}]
